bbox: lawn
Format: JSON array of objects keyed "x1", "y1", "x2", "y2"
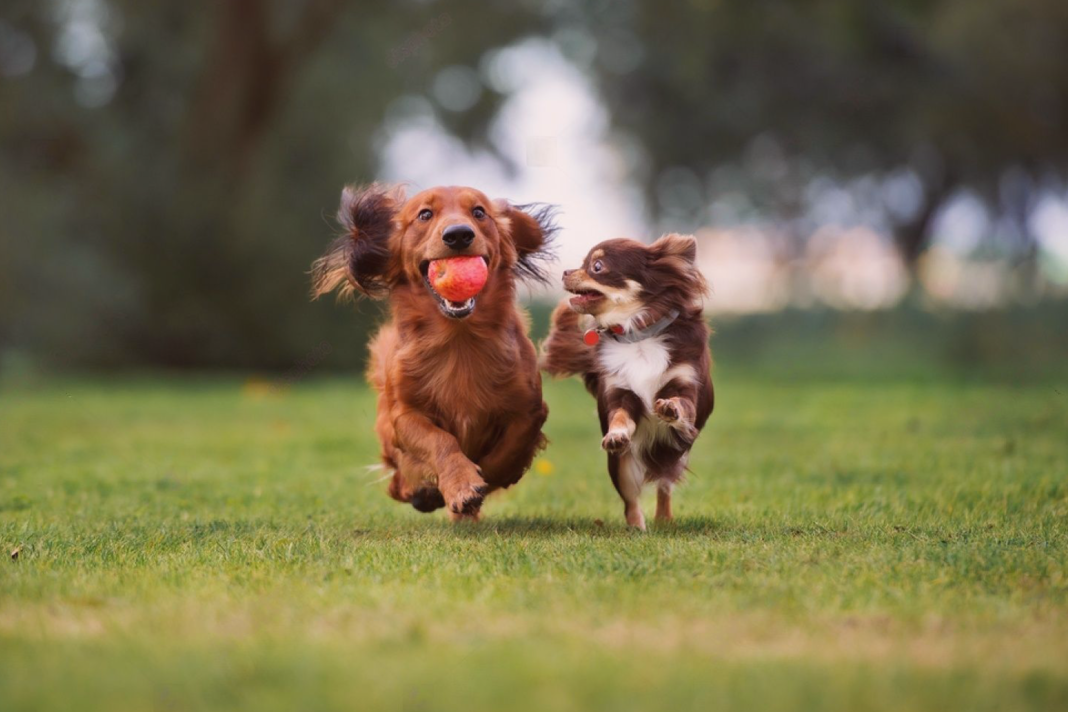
[{"x1": 1, "y1": 368, "x2": 1066, "y2": 711}]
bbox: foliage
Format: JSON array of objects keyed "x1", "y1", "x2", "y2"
[
  {"x1": 554, "y1": 0, "x2": 1068, "y2": 260},
  {"x1": 0, "y1": 0, "x2": 549, "y2": 368},
  {"x1": 3, "y1": 0, "x2": 1067, "y2": 369}
]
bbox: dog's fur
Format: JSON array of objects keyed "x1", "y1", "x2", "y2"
[
  {"x1": 540, "y1": 234, "x2": 713, "y2": 529},
  {"x1": 313, "y1": 184, "x2": 557, "y2": 520}
]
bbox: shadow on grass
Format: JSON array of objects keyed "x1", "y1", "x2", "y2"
[
  {"x1": 449, "y1": 516, "x2": 729, "y2": 539},
  {"x1": 154, "y1": 514, "x2": 859, "y2": 542},
  {"x1": 39, "y1": 514, "x2": 944, "y2": 552},
  {"x1": 447, "y1": 517, "x2": 939, "y2": 542}
]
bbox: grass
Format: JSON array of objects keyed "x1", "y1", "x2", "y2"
[{"x1": 1, "y1": 365, "x2": 1067, "y2": 711}]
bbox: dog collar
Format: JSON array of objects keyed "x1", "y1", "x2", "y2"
[{"x1": 583, "y1": 309, "x2": 680, "y2": 346}]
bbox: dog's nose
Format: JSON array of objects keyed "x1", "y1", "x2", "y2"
[
  {"x1": 442, "y1": 224, "x2": 475, "y2": 251},
  {"x1": 562, "y1": 269, "x2": 574, "y2": 280}
]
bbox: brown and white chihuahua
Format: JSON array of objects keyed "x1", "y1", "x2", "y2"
[{"x1": 540, "y1": 234, "x2": 714, "y2": 529}]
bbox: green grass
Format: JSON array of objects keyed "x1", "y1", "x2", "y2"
[{"x1": 1, "y1": 369, "x2": 1067, "y2": 711}]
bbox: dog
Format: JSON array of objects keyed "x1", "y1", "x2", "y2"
[
  {"x1": 312, "y1": 184, "x2": 556, "y2": 520},
  {"x1": 540, "y1": 234, "x2": 713, "y2": 529}
]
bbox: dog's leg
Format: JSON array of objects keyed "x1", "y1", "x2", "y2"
[
  {"x1": 609, "y1": 451, "x2": 646, "y2": 530},
  {"x1": 393, "y1": 410, "x2": 487, "y2": 516},
  {"x1": 600, "y1": 389, "x2": 645, "y2": 529},
  {"x1": 617, "y1": 453, "x2": 646, "y2": 531},
  {"x1": 601, "y1": 408, "x2": 636, "y2": 454},
  {"x1": 655, "y1": 480, "x2": 673, "y2": 522},
  {"x1": 373, "y1": 326, "x2": 449, "y2": 514},
  {"x1": 601, "y1": 389, "x2": 643, "y2": 454},
  {"x1": 476, "y1": 400, "x2": 549, "y2": 490}
]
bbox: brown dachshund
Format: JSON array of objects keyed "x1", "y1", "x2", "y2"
[{"x1": 312, "y1": 184, "x2": 557, "y2": 520}]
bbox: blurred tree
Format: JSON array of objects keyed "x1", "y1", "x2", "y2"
[
  {"x1": 4, "y1": 0, "x2": 1066, "y2": 370},
  {"x1": 552, "y1": 0, "x2": 1068, "y2": 267},
  {"x1": 0, "y1": 0, "x2": 550, "y2": 369}
]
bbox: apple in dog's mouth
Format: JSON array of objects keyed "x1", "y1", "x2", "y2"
[
  {"x1": 421, "y1": 256, "x2": 489, "y2": 319},
  {"x1": 566, "y1": 287, "x2": 606, "y2": 312}
]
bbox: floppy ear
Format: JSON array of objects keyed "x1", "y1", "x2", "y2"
[
  {"x1": 494, "y1": 201, "x2": 560, "y2": 284},
  {"x1": 649, "y1": 233, "x2": 709, "y2": 295},
  {"x1": 311, "y1": 183, "x2": 404, "y2": 300}
]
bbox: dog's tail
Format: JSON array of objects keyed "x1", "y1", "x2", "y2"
[{"x1": 539, "y1": 301, "x2": 596, "y2": 385}]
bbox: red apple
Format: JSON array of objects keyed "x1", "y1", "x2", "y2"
[{"x1": 428, "y1": 256, "x2": 488, "y2": 302}]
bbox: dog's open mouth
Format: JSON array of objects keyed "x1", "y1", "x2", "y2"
[
  {"x1": 420, "y1": 257, "x2": 487, "y2": 319},
  {"x1": 567, "y1": 286, "x2": 606, "y2": 310}
]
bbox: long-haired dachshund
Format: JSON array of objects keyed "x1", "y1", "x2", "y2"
[
  {"x1": 312, "y1": 184, "x2": 557, "y2": 521},
  {"x1": 541, "y1": 234, "x2": 713, "y2": 529}
]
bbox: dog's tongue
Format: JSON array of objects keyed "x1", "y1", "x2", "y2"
[{"x1": 428, "y1": 256, "x2": 488, "y2": 302}]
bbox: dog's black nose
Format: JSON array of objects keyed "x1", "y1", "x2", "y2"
[{"x1": 442, "y1": 224, "x2": 475, "y2": 250}]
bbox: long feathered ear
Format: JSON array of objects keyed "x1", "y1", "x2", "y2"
[
  {"x1": 650, "y1": 233, "x2": 697, "y2": 264},
  {"x1": 310, "y1": 183, "x2": 404, "y2": 300},
  {"x1": 494, "y1": 201, "x2": 560, "y2": 285},
  {"x1": 649, "y1": 233, "x2": 709, "y2": 296}
]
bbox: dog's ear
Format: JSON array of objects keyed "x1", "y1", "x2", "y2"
[
  {"x1": 311, "y1": 183, "x2": 405, "y2": 300},
  {"x1": 649, "y1": 233, "x2": 709, "y2": 296},
  {"x1": 650, "y1": 233, "x2": 697, "y2": 265},
  {"x1": 494, "y1": 201, "x2": 559, "y2": 284}
]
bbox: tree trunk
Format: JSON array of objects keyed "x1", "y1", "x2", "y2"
[
  {"x1": 895, "y1": 178, "x2": 953, "y2": 270},
  {"x1": 182, "y1": 0, "x2": 344, "y2": 180}
]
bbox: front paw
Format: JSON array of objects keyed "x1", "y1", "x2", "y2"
[
  {"x1": 410, "y1": 487, "x2": 446, "y2": 513},
  {"x1": 439, "y1": 458, "x2": 488, "y2": 516},
  {"x1": 450, "y1": 482, "x2": 487, "y2": 516},
  {"x1": 654, "y1": 398, "x2": 680, "y2": 423},
  {"x1": 602, "y1": 430, "x2": 631, "y2": 454}
]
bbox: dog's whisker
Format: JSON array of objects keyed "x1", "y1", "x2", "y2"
[{"x1": 364, "y1": 466, "x2": 395, "y2": 485}]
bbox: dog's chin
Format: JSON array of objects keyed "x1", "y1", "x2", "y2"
[{"x1": 420, "y1": 261, "x2": 479, "y2": 319}]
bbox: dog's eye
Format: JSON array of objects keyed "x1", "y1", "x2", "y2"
[
  {"x1": 592, "y1": 260, "x2": 605, "y2": 273},
  {"x1": 418, "y1": 209, "x2": 433, "y2": 221},
  {"x1": 472, "y1": 206, "x2": 486, "y2": 220}
]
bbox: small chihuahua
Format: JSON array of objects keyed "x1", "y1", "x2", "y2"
[{"x1": 540, "y1": 234, "x2": 714, "y2": 529}]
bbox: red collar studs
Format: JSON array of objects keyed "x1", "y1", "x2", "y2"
[{"x1": 584, "y1": 325, "x2": 626, "y2": 346}]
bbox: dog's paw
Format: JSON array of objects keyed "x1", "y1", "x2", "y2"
[
  {"x1": 602, "y1": 430, "x2": 631, "y2": 454},
  {"x1": 439, "y1": 459, "x2": 488, "y2": 516},
  {"x1": 655, "y1": 398, "x2": 698, "y2": 441},
  {"x1": 409, "y1": 487, "x2": 446, "y2": 513},
  {"x1": 654, "y1": 398, "x2": 680, "y2": 423},
  {"x1": 447, "y1": 482, "x2": 486, "y2": 516}
]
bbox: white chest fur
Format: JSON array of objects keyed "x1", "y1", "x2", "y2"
[{"x1": 598, "y1": 336, "x2": 673, "y2": 410}]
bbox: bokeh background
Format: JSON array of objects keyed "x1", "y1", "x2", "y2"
[{"x1": 2, "y1": 0, "x2": 1067, "y2": 378}]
